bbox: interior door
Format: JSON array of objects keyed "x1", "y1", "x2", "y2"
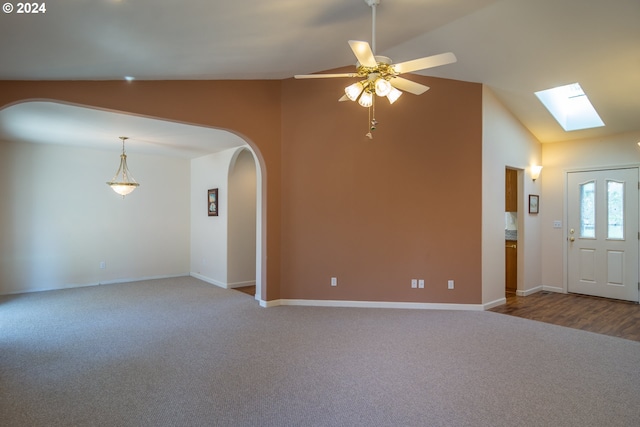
[{"x1": 567, "y1": 168, "x2": 639, "y2": 302}]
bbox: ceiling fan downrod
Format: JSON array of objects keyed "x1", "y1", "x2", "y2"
[
  {"x1": 365, "y1": 0, "x2": 381, "y2": 139},
  {"x1": 366, "y1": 0, "x2": 381, "y2": 54}
]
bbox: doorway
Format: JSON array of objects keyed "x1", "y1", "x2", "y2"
[
  {"x1": 505, "y1": 168, "x2": 518, "y2": 294},
  {"x1": 228, "y1": 148, "x2": 258, "y2": 297},
  {"x1": 567, "y1": 168, "x2": 639, "y2": 302}
]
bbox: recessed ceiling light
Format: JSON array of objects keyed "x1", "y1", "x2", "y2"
[
  {"x1": 124, "y1": 76, "x2": 135, "y2": 82},
  {"x1": 535, "y1": 83, "x2": 604, "y2": 132}
]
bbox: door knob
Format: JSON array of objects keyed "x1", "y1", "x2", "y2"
[{"x1": 569, "y1": 236, "x2": 575, "y2": 242}]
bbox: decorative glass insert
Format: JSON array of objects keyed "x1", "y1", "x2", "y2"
[
  {"x1": 607, "y1": 180, "x2": 624, "y2": 239},
  {"x1": 580, "y1": 181, "x2": 596, "y2": 238}
]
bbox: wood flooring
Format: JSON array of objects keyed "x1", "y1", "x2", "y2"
[
  {"x1": 489, "y1": 291, "x2": 640, "y2": 342},
  {"x1": 234, "y1": 285, "x2": 256, "y2": 297},
  {"x1": 234, "y1": 285, "x2": 640, "y2": 342}
]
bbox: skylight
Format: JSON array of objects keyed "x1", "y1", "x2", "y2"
[{"x1": 535, "y1": 83, "x2": 604, "y2": 131}]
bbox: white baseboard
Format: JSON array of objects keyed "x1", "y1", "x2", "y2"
[
  {"x1": 259, "y1": 299, "x2": 280, "y2": 308},
  {"x1": 1, "y1": 281, "x2": 101, "y2": 296},
  {"x1": 542, "y1": 285, "x2": 565, "y2": 293},
  {"x1": 100, "y1": 273, "x2": 189, "y2": 286},
  {"x1": 483, "y1": 297, "x2": 507, "y2": 310},
  {"x1": 189, "y1": 272, "x2": 226, "y2": 288},
  {"x1": 516, "y1": 285, "x2": 543, "y2": 297},
  {"x1": 1, "y1": 273, "x2": 191, "y2": 296},
  {"x1": 190, "y1": 273, "x2": 256, "y2": 290},
  {"x1": 261, "y1": 298, "x2": 488, "y2": 311},
  {"x1": 227, "y1": 280, "x2": 256, "y2": 289}
]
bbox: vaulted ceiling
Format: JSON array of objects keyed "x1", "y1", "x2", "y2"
[{"x1": 1, "y1": 0, "x2": 638, "y2": 153}]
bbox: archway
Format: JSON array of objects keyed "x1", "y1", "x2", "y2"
[
  {"x1": 228, "y1": 148, "x2": 258, "y2": 298},
  {"x1": 0, "y1": 101, "x2": 267, "y2": 301}
]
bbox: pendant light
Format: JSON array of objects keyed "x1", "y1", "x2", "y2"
[{"x1": 106, "y1": 136, "x2": 139, "y2": 197}]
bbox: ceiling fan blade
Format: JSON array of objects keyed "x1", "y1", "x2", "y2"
[
  {"x1": 348, "y1": 40, "x2": 377, "y2": 68},
  {"x1": 390, "y1": 77, "x2": 430, "y2": 95},
  {"x1": 392, "y1": 52, "x2": 457, "y2": 74},
  {"x1": 338, "y1": 94, "x2": 349, "y2": 102},
  {"x1": 295, "y1": 73, "x2": 358, "y2": 79}
]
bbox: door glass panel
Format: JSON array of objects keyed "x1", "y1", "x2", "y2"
[
  {"x1": 607, "y1": 180, "x2": 624, "y2": 239},
  {"x1": 580, "y1": 181, "x2": 595, "y2": 238}
]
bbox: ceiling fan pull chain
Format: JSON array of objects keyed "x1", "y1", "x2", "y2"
[
  {"x1": 366, "y1": 97, "x2": 377, "y2": 139},
  {"x1": 366, "y1": 104, "x2": 373, "y2": 139},
  {"x1": 371, "y1": 97, "x2": 377, "y2": 131}
]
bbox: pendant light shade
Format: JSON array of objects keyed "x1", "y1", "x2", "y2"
[
  {"x1": 345, "y1": 81, "x2": 365, "y2": 101},
  {"x1": 374, "y1": 78, "x2": 391, "y2": 97},
  {"x1": 386, "y1": 87, "x2": 403, "y2": 104},
  {"x1": 358, "y1": 91, "x2": 373, "y2": 108},
  {"x1": 106, "y1": 136, "x2": 139, "y2": 197}
]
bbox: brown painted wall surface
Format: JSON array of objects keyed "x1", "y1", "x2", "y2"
[
  {"x1": 0, "y1": 76, "x2": 482, "y2": 304},
  {"x1": 281, "y1": 72, "x2": 482, "y2": 303}
]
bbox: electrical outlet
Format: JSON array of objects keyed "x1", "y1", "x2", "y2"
[
  {"x1": 418, "y1": 279, "x2": 425, "y2": 289},
  {"x1": 553, "y1": 220, "x2": 562, "y2": 229},
  {"x1": 448, "y1": 280, "x2": 454, "y2": 290},
  {"x1": 99, "y1": 261, "x2": 106, "y2": 269},
  {"x1": 331, "y1": 277, "x2": 337, "y2": 287},
  {"x1": 411, "y1": 279, "x2": 418, "y2": 289}
]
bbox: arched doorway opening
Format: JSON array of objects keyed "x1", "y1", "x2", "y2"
[
  {"x1": 227, "y1": 148, "x2": 258, "y2": 299},
  {"x1": 0, "y1": 100, "x2": 267, "y2": 301}
]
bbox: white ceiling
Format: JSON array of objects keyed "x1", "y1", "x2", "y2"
[
  {"x1": 0, "y1": 0, "x2": 639, "y2": 153},
  {"x1": 0, "y1": 102, "x2": 247, "y2": 158}
]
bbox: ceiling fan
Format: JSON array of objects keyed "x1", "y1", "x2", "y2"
[{"x1": 294, "y1": 0, "x2": 457, "y2": 136}]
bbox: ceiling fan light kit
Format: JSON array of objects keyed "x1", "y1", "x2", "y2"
[
  {"x1": 345, "y1": 81, "x2": 365, "y2": 101},
  {"x1": 294, "y1": 0, "x2": 457, "y2": 138}
]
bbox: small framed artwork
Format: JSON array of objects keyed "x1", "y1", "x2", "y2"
[
  {"x1": 529, "y1": 194, "x2": 539, "y2": 214},
  {"x1": 208, "y1": 188, "x2": 218, "y2": 217}
]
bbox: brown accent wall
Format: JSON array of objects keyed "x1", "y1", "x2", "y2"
[
  {"x1": 0, "y1": 75, "x2": 482, "y2": 304},
  {"x1": 281, "y1": 71, "x2": 482, "y2": 303}
]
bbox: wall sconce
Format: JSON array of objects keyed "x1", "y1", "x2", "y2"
[{"x1": 531, "y1": 165, "x2": 543, "y2": 182}]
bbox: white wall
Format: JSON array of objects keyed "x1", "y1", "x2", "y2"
[
  {"x1": 482, "y1": 86, "x2": 543, "y2": 306},
  {"x1": 540, "y1": 130, "x2": 640, "y2": 291},
  {"x1": 0, "y1": 139, "x2": 190, "y2": 294},
  {"x1": 190, "y1": 149, "x2": 233, "y2": 286},
  {"x1": 190, "y1": 147, "x2": 257, "y2": 289},
  {"x1": 227, "y1": 149, "x2": 257, "y2": 287}
]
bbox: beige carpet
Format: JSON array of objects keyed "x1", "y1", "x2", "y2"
[{"x1": 1, "y1": 276, "x2": 639, "y2": 426}]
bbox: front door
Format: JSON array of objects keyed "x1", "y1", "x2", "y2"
[{"x1": 567, "y1": 168, "x2": 639, "y2": 302}]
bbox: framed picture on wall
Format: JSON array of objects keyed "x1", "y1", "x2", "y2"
[
  {"x1": 208, "y1": 188, "x2": 218, "y2": 217},
  {"x1": 529, "y1": 194, "x2": 539, "y2": 214}
]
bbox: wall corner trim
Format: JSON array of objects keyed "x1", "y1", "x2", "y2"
[
  {"x1": 541, "y1": 285, "x2": 564, "y2": 294},
  {"x1": 516, "y1": 285, "x2": 544, "y2": 297},
  {"x1": 190, "y1": 272, "x2": 227, "y2": 289},
  {"x1": 482, "y1": 297, "x2": 507, "y2": 310},
  {"x1": 259, "y1": 299, "x2": 282, "y2": 308}
]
